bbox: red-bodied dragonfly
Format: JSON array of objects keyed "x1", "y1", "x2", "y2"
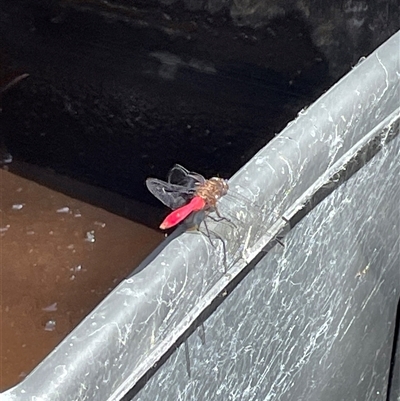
[{"x1": 146, "y1": 164, "x2": 229, "y2": 230}]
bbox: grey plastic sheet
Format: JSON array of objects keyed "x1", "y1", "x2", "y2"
[
  {"x1": 2, "y1": 31, "x2": 399, "y2": 401},
  {"x1": 128, "y1": 30, "x2": 400, "y2": 400},
  {"x1": 132, "y1": 114, "x2": 400, "y2": 401}
]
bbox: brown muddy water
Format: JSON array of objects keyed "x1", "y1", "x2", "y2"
[{"x1": 0, "y1": 169, "x2": 163, "y2": 391}]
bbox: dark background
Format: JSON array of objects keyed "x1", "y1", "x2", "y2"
[{"x1": 1, "y1": 0, "x2": 398, "y2": 224}]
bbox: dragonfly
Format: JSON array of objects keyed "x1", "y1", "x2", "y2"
[{"x1": 146, "y1": 164, "x2": 229, "y2": 230}]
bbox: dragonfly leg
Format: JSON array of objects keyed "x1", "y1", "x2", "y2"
[
  {"x1": 210, "y1": 207, "x2": 237, "y2": 229},
  {"x1": 202, "y1": 220, "x2": 228, "y2": 273}
]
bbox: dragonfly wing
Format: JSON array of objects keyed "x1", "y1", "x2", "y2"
[
  {"x1": 168, "y1": 164, "x2": 205, "y2": 188},
  {"x1": 167, "y1": 164, "x2": 190, "y2": 183},
  {"x1": 146, "y1": 178, "x2": 195, "y2": 209}
]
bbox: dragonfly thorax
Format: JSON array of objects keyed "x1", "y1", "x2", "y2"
[{"x1": 195, "y1": 177, "x2": 229, "y2": 209}]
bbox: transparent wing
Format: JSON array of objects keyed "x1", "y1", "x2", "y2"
[
  {"x1": 146, "y1": 178, "x2": 196, "y2": 210},
  {"x1": 168, "y1": 164, "x2": 205, "y2": 188}
]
